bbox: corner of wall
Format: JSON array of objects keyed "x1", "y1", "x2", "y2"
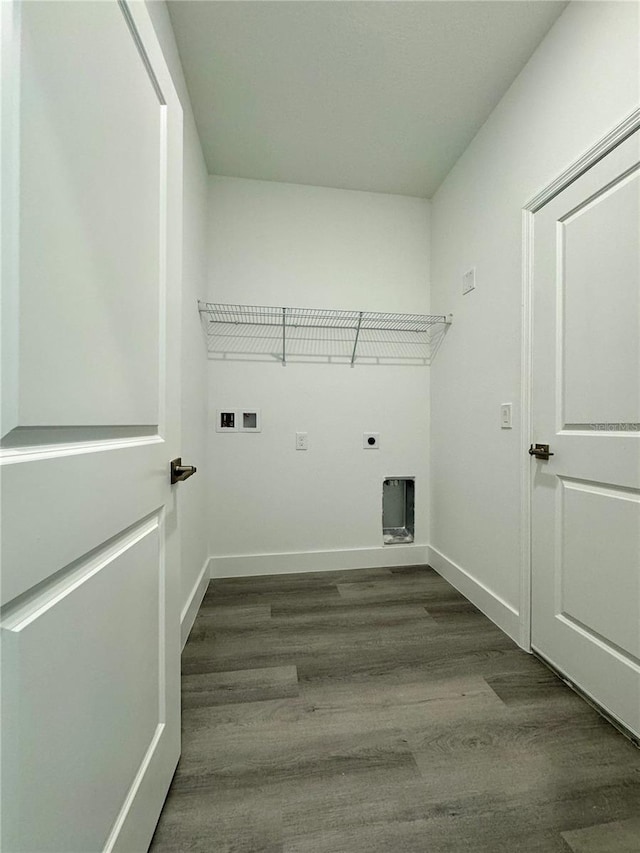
[{"x1": 427, "y1": 546, "x2": 521, "y2": 645}]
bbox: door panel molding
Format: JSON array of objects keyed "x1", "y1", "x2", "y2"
[
  {"x1": 519, "y1": 106, "x2": 640, "y2": 651},
  {"x1": 0, "y1": 425, "x2": 159, "y2": 451},
  {"x1": 1, "y1": 443, "x2": 167, "y2": 606},
  {"x1": 103, "y1": 723, "x2": 166, "y2": 853},
  {"x1": 1, "y1": 514, "x2": 165, "y2": 852},
  {"x1": 557, "y1": 613, "x2": 640, "y2": 669},
  {"x1": 562, "y1": 425, "x2": 640, "y2": 434},
  {"x1": 1, "y1": 514, "x2": 161, "y2": 631},
  {"x1": 559, "y1": 160, "x2": 640, "y2": 225},
  {"x1": 556, "y1": 476, "x2": 639, "y2": 660},
  {"x1": 0, "y1": 432, "x2": 162, "y2": 464}
]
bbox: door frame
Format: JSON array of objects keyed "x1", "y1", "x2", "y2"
[{"x1": 519, "y1": 106, "x2": 640, "y2": 652}]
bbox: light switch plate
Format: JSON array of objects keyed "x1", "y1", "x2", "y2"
[
  {"x1": 363, "y1": 432, "x2": 380, "y2": 449},
  {"x1": 501, "y1": 403, "x2": 512, "y2": 429}
]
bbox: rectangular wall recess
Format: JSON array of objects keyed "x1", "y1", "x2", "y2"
[{"x1": 383, "y1": 478, "x2": 415, "y2": 544}]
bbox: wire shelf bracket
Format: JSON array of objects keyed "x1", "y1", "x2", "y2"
[{"x1": 198, "y1": 301, "x2": 453, "y2": 366}]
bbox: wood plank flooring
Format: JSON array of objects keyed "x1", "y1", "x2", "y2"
[{"x1": 149, "y1": 565, "x2": 640, "y2": 853}]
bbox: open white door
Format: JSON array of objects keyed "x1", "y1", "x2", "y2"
[
  {"x1": 531, "y1": 129, "x2": 640, "y2": 740},
  {"x1": 1, "y1": 2, "x2": 183, "y2": 850}
]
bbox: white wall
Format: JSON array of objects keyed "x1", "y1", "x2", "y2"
[
  {"x1": 206, "y1": 178, "x2": 431, "y2": 576},
  {"x1": 429, "y1": 1, "x2": 640, "y2": 644},
  {"x1": 147, "y1": 2, "x2": 209, "y2": 643}
]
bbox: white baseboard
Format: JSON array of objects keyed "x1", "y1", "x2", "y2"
[
  {"x1": 207, "y1": 544, "x2": 523, "y2": 649},
  {"x1": 180, "y1": 557, "x2": 210, "y2": 650},
  {"x1": 210, "y1": 544, "x2": 429, "y2": 579},
  {"x1": 428, "y1": 545, "x2": 522, "y2": 646}
]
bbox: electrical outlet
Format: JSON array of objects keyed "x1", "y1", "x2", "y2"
[
  {"x1": 363, "y1": 432, "x2": 380, "y2": 449},
  {"x1": 501, "y1": 403, "x2": 512, "y2": 429},
  {"x1": 296, "y1": 432, "x2": 308, "y2": 450},
  {"x1": 462, "y1": 267, "x2": 476, "y2": 295}
]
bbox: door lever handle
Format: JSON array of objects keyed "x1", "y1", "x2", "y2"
[
  {"x1": 170, "y1": 458, "x2": 197, "y2": 484},
  {"x1": 529, "y1": 443, "x2": 554, "y2": 460}
]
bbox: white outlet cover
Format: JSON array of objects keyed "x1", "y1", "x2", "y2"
[
  {"x1": 363, "y1": 432, "x2": 380, "y2": 449},
  {"x1": 462, "y1": 267, "x2": 476, "y2": 295},
  {"x1": 296, "y1": 431, "x2": 308, "y2": 450}
]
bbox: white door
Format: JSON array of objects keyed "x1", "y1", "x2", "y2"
[
  {"x1": 531, "y1": 129, "x2": 640, "y2": 739},
  {"x1": 1, "y1": 2, "x2": 183, "y2": 851}
]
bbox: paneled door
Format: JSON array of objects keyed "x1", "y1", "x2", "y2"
[
  {"x1": 531, "y1": 129, "x2": 640, "y2": 739},
  {"x1": 1, "y1": 2, "x2": 183, "y2": 851}
]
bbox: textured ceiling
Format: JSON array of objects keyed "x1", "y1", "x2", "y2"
[{"x1": 168, "y1": 1, "x2": 567, "y2": 198}]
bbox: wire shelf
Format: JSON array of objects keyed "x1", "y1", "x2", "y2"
[{"x1": 198, "y1": 301, "x2": 452, "y2": 366}]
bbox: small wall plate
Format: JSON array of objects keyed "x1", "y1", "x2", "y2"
[
  {"x1": 216, "y1": 410, "x2": 237, "y2": 432},
  {"x1": 239, "y1": 409, "x2": 262, "y2": 432},
  {"x1": 363, "y1": 432, "x2": 380, "y2": 449},
  {"x1": 462, "y1": 267, "x2": 476, "y2": 295},
  {"x1": 500, "y1": 403, "x2": 512, "y2": 429}
]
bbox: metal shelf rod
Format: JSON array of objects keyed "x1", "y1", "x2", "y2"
[
  {"x1": 351, "y1": 311, "x2": 363, "y2": 367},
  {"x1": 203, "y1": 321, "x2": 438, "y2": 333},
  {"x1": 282, "y1": 307, "x2": 286, "y2": 367}
]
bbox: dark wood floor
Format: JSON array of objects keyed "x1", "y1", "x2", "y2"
[{"x1": 150, "y1": 565, "x2": 640, "y2": 853}]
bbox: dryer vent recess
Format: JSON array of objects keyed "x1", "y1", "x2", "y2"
[{"x1": 383, "y1": 478, "x2": 415, "y2": 544}]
